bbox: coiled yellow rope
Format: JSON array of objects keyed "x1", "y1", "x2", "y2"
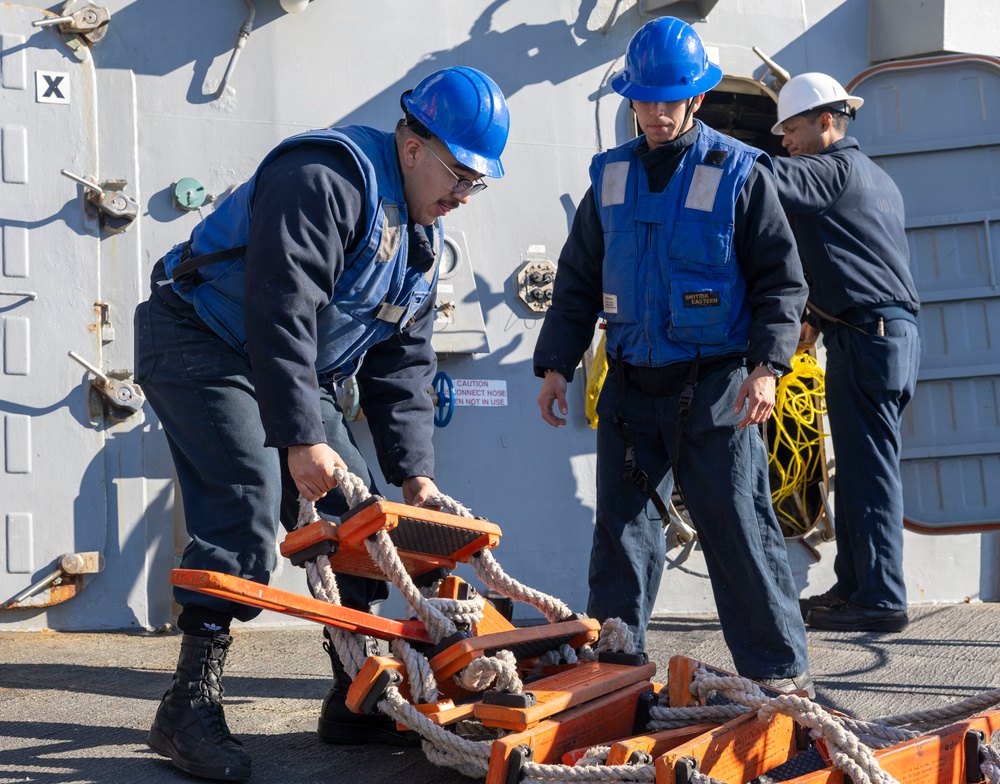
[{"x1": 769, "y1": 352, "x2": 828, "y2": 535}]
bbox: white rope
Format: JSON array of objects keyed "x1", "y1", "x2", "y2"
[
  {"x1": 295, "y1": 495, "x2": 373, "y2": 680},
  {"x1": 876, "y1": 689, "x2": 1000, "y2": 731},
  {"x1": 522, "y1": 761, "x2": 656, "y2": 782},
  {"x1": 528, "y1": 643, "x2": 581, "y2": 678},
  {"x1": 647, "y1": 701, "x2": 750, "y2": 730},
  {"x1": 420, "y1": 490, "x2": 577, "y2": 624},
  {"x1": 834, "y1": 716, "x2": 918, "y2": 749},
  {"x1": 692, "y1": 671, "x2": 900, "y2": 784},
  {"x1": 422, "y1": 491, "x2": 475, "y2": 518},
  {"x1": 427, "y1": 593, "x2": 487, "y2": 629},
  {"x1": 390, "y1": 638, "x2": 440, "y2": 705},
  {"x1": 471, "y1": 549, "x2": 575, "y2": 623},
  {"x1": 455, "y1": 648, "x2": 523, "y2": 694},
  {"x1": 575, "y1": 747, "x2": 610, "y2": 766},
  {"x1": 379, "y1": 686, "x2": 492, "y2": 777},
  {"x1": 687, "y1": 771, "x2": 725, "y2": 784},
  {"x1": 593, "y1": 618, "x2": 639, "y2": 655},
  {"x1": 981, "y1": 743, "x2": 1000, "y2": 784},
  {"x1": 364, "y1": 529, "x2": 459, "y2": 642}
]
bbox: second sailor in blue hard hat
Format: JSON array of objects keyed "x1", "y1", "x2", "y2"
[
  {"x1": 136, "y1": 66, "x2": 509, "y2": 782},
  {"x1": 534, "y1": 17, "x2": 814, "y2": 695}
]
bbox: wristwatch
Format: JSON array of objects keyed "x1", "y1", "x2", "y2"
[{"x1": 756, "y1": 361, "x2": 784, "y2": 379}]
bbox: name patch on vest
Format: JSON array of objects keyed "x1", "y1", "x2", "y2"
[
  {"x1": 601, "y1": 161, "x2": 630, "y2": 206},
  {"x1": 684, "y1": 165, "x2": 723, "y2": 212},
  {"x1": 603, "y1": 293, "x2": 618, "y2": 314},
  {"x1": 683, "y1": 290, "x2": 721, "y2": 308}
]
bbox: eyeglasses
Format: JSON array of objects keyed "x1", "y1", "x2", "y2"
[{"x1": 424, "y1": 144, "x2": 487, "y2": 197}]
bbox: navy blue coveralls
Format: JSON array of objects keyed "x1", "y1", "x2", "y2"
[
  {"x1": 773, "y1": 136, "x2": 920, "y2": 612},
  {"x1": 134, "y1": 135, "x2": 438, "y2": 631},
  {"x1": 534, "y1": 123, "x2": 810, "y2": 679}
]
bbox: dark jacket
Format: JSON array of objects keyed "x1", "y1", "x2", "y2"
[
  {"x1": 772, "y1": 136, "x2": 919, "y2": 322},
  {"x1": 152, "y1": 141, "x2": 436, "y2": 485}
]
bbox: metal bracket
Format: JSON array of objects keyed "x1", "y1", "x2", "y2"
[
  {"x1": 964, "y1": 729, "x2": 986, "y2": 783},
  {"x1": 61, "y1": 169, "x2": 139, "y2": 233},
  {"x1": 516, "y1": 258, "x2": 556, "y2": 313},
  {"x1": 674, "y1": 755, "x2": 701, "y2": 784},
  {"x1": 68, "y1": 350, "x2": 145, "y2": 418},
  {"x1": 505, "y1": 744, "x2": 534, "y2": 784},
  {"x1": 32, "y1": 4, "x2": 111, "y2": 48},
  {"x1": 1, "y1": 551, "x2": 104, "y2": 609}
]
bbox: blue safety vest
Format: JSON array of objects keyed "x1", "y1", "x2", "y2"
[
  {"x1": 162, "y1": 126, "x2": 440, "y2": 381},
  {"x1": 591, "y1": 121, "x2": 764, "y2": 367}
]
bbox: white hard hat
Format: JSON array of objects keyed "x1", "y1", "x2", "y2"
[{"x1": 771, "y1": 72, "x2": 864, "y2": 135}]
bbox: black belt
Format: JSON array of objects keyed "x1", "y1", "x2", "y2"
[{"x1": 618, "y1": 354, "x2": 742, "y2": 397}]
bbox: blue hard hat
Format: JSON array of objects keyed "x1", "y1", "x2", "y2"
[
  {"x1": 402, "y1": 66, "x2": 509, "y2": 178},
  {"x1": 611, "y1": 17, "x2": 722, "y2": 102}
]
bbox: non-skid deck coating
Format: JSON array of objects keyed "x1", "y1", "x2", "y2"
[{"x1": 1, "y1": 603, "x2": 998, "y2": 784}]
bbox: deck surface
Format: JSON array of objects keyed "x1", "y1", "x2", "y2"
[{"x1": 1, "y1": 603, "x2": 998, "y2": 783}]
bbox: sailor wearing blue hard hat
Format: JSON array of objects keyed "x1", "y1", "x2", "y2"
[
  {"x1": 535, "y1": 17, "x2": 813, "y2": 695},
  {"x1": 137, "y1": 66, "x2": 509, "y2": 782},
  {"x1": 611, "y1": 15, "x2": 723, "y2": 146},
  {"x1": 398, "y1": 65, "x2": 509, "y2": 223}
]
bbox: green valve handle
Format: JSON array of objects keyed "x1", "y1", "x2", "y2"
[{"x1": 174, "y1": 177, "x2": 207, "y2": 210}]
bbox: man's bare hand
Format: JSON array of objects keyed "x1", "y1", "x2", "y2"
[
  {"x1": 538, "y1": 371, "x2": 568, "y2": 427},
  {"x1": 287, "y1": 443, "x2": 348, "y2": 501},
  {"x1": 733, "y1": 366, "x2": 777, "y2": 428},
  {"x1": 402, "y1": 476, "x2": 440, "y2": 509},
  {"x1": 798, "y1": 321, "x2": 820, "y2": 352}
]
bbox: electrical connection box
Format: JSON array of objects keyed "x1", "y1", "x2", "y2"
[{"x1": 516, "y1": 257, "x2": 557, "y2": 314}]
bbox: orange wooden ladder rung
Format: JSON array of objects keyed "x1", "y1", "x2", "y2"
[
  {"x1": 336, "y1": 497, "x2": 502, "y2": 559},
  {"x1": 474, "y1": 660, "x2": 657, "y2": 732},
  {"x1": 784, "y1": 709, "x2": 1000, "y2": 784},
  {"x1": 604, "y1": 724, "x2": 721, "y2": 766},
  {"x1": 486, "y1": 680, "x2": 661, "y2": 784},
  {"x1": 656, "y1": 710, "x2": 807, "y2": 784},
  {"x1": 279, "y1": 497, "x2": 502, "y2": 581},
  {"x1": 429, "y1": 618, "x2": 601, "y2": 682},
  {"x1": 561, "y1": 724, "x2": 718, "y2": 765},
  {"x1": 169, "y1": 568, "x2": 433, "y2": 643},
  {"x1": 343, "y1": 655, "x2": 486, "y2": 728},
  {"x1": 280, "y1": 519, "x2": 459, "y2": 581}
]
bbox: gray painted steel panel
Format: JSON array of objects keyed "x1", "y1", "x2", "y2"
[
  {"x1": 0, "y1": 5, "x2": 107, "y2": 620},
  {"x1": 851, "y1": 57, "x2": 1000, "y2": 532},
  {"x1": 1, "y1": 0, "x2": 998, "y2": 629}
]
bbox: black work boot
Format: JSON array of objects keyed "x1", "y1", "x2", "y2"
[
  {"x1": 148, "y1": 634, "x2": 252, "y2": 781},
  {"x1": 318, "y1": 628, "x2": 419, "y2": 747}
]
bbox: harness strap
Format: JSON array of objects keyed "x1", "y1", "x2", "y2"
[
  {"x1": 612, "y1": 345, "x2": 670, "y2": 523},
  {"x1": 169, "y1": 241, "x2": 410, "y2": 326},
  {"x1": 169, "y1": 242, "x2": 250, "y2": 282},
  {"x1": 671, "y1": 357, "x2": 701, "y2": 509}
]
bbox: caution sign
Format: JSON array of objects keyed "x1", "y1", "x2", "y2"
[{"x1": 454, "y1": 379, "x2": 507, "y2": 407}]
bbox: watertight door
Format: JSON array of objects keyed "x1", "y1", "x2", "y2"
[
  {"x1": 848, "y1": 56, "x2": 1000, "y2": 533},
  {"x1": 0, "y1": 6, "x2": 106, "y2": 611}
]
